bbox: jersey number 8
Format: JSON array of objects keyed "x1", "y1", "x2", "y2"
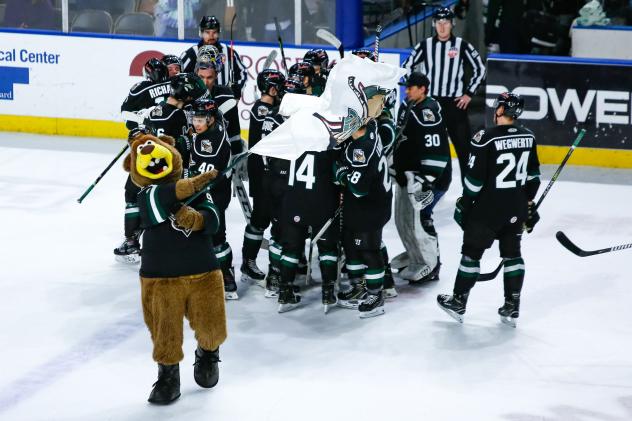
[{"x1": 496, "y1": 151, "x2": 529, "y2": 189}]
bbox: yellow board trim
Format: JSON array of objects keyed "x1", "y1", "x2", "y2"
[{"x1": 1, "y1": 114, "x2": 631, "y2": 169}]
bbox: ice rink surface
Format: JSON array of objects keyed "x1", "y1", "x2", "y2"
[{"x1": 2, "y1": 132, "x2": 632, "y2": 421}]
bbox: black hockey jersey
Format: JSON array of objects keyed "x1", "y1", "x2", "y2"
[
  {"x1": 393, "y1": 97, "x2": 452, "y2": 191},
  {"x1": 248, "y1": 100, "x2": 275, "y2": 149},
  {"x1": 340, "y1": 121, "x2": 392, "y2": 231},
  {"x1": 189, "y1": 122, "x2": 232, "y2": 209},
  {"x1": 121, "y1": 79, "x2": 171, "y2": 129},
  {"x1": 464, "y1": 124, "x2": 541, "y2": 227},
  {"x1": 138, "y1": 183, "x2": 220, "y2": 278},
  {"x1": 282, "y1": 149, "x2": 338, "y2": 227},
  {"x1": 261, "y1": 112, "x2": 291, "y2": 199},
  {"x1": 209, "y1": 84, "x2": 242, "y2": 154},
  {"x1": 377, "y1": 110, "x2": 396, "y2": 157}
]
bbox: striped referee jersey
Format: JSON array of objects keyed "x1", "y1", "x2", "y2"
[
  {"x1": 403, "y1": 35, "x2": 486, "y2": 98},
  {"x1": 180, "y1": 41, "x2": 248, "y2": 92}
]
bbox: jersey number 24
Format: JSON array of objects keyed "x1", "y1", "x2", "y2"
[{"x1": 496, "y1": 151, "x2": 529, "y2": 189}]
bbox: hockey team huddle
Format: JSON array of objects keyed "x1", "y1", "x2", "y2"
[{"x1": 116, "y1": 10, "x2": 541, "y2": 325}]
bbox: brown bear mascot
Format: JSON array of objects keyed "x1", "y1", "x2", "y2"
[{"x1": 124, "y1": 131, "x2": 228, "y2": 405}]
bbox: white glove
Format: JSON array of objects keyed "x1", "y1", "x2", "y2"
[{"x1": 405, "y1": 171, "x2": 434, "y2": 211}]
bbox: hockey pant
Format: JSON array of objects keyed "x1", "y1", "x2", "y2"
[
  {"x1": 454, "y1": 221, "x2": 525, "y2": 299},
  {"x1": 437, "y1": 97, "x2": 472, "y2": 185},
  {"x1": 394, "y1": 184, "x2": 439, "y2": 272},
  {"x1": 124, "y1": 176, "x2": 141, "y2": 238},
  {"x1": 279, "y1": 220, "x2": 338, "y2": 288},
  {"x1": 342, "y1": 228, "x2": 385, "y2": 294},
  {"x1": 141, "y1": 270, "x2": 227, "y2": 365}
]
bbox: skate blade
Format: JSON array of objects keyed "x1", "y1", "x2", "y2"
[
  {"x1": 359, "y1": 307, "x2": 385, "y2": 318},
  {"x1": 114, "y1": 254, "x2": 140, "y2": 264},
  {"x1": 278, "y1": 303, "x2": 300, "y2": 313},
  {"x1": 437, "y1": 302, "x2": 464, "y2": 323},
  {"x1": 224, "y1": 291, "x2": 239, "y2": 300},
  {"x1": 240, "y1": 274, "x2": 265, "y2": 287},
  {"x1": 383, "y1": 288, "x2": 398, "y2": 299},
  {"x1": 499, "y1": 315, "x2": 517, "y2": 328},
  {"x1": 264, "y1": 289, "x2": 279, "y2": 298},
  {"x1": 323, "y1": 301, "x2": 337, "y2": 314},
  {"x1": 337, "y1": 299, "x2": 361, "y2": 310}
]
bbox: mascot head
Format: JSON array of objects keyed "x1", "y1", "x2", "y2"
[{"x1": 124, "y1": 133, "x2": 183, "y2": 187}]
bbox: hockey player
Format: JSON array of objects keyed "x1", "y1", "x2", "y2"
[
  {"x1": 288, "y1": 62, "x2": 316, "y2": 96},
  {"x1": 180, "y1": 16, "x2": 248, "y2": 99},
  {"x1": 303, "y1": 49, "x2": 329, "y2": 96},
  {"x1": 115, "y1": 58, "x2": 170, "y2": 263},
  {"x1": 335, "y1": 108, "x2": 393, "y2": 318},
  {"x1": 240, "y1": 69, "x2": 286, "y2": 284},
  {"x1": 195, "y1": 57, "x2": 244, "y2": 155},
  {"x1": 162, "y1": 54, "x2": 182, "y2": 77},
  {"x1": 437, "y1": 92, "x2": 540, "y2": 327},
  {"x1": 393, "y1": 72, "x2": 451, "y2": 283},
  {"x1": 259, "y1": 77, "x2": 304, "y2": 298},
  {"x1": 188, "y1": 99, "x2": 237, "y2": 300}
]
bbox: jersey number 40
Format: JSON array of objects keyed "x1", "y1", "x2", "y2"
[{"x1": 496, "y1": 151, "x2": 529, "y2": 189}]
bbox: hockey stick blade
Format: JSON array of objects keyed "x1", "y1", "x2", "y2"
[
  {"x1": 556, "y1": 231, "x2": 632, "y2": 257},
  {"x1": 262, "y1": 50, "x2": 278, "y2": 70},
  {"x1": 316, "y1": 28, "x2": 341, "y2": 49},
  {"x1": 477, "y1": 260, "x2": 504, "y2": 282},
  {"x1": 218, "y1": 98, "x2": 237, "y2": 115}
]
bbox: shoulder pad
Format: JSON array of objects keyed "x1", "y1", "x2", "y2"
[
  {"x1": 150, "y1": 105, "x2": 164, "y2": 117},
  {"x1": 472, "y1": 129, "x2": 485, "y2": 143},
  {"x1": 255, "y1": 103, "x2": 271, "y2": 118},
  {"x1": 129, "y1": 80, "x2": 151, "y2": 94},
  {"x1": 212, "y1": 85, "x2": 234, "y2": 98}
]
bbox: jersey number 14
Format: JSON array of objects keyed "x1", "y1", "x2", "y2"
[
  {"x1": 288, "y1": 154, "x2": 316, "y2": 190},
  {"x1": 496, "y1": 151, "x2": 529, "y2": 189}
]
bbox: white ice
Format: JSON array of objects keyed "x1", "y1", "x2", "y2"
[{"x1": 2, "y1": 132, "x2": 632, "y2": 421}]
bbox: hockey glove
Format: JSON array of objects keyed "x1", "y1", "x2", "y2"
[
  {"x1": 454, "y1": 196, "x2": 472, "y2": 229},
  {"x1": 334, "y1": 162, "x2": 351, "y2": 186},
  {"x1": 524, "y1": 201, "x2": 540, "y2": 233},
  {"x1": 405, "y1": 171, "x2": 434, "y2": 211},
  {"x1": 175, "y1": 169, "x2": 218, "y2": 200},
  {"x1": 175, "y1": 205, "x2": 205, "y2": 231}
]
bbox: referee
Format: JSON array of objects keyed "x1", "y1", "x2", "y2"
[{"x1": 402, "y1": 7, "x2": 485, "y2": 184}]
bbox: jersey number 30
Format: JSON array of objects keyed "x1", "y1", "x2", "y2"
[{"x1": 496, "y1": 151, "x2": 529, "y2": 189}]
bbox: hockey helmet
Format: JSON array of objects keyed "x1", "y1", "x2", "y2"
[
  {"x1": 143, "y1": 58, "x2": 168, "y2": 82},
  {"x1": 191, "y1": 98, "x2": 219, "y2": 121},
  {"x1": 196, "y1": 45, "x2": 224, "y2": 72},
  {"x1": 288, "y1": 61, "x2": 315, "y2": 86},
  {"x1": 493, "y1": 92, "x2": 524, "y2": 119},
  {"x1": 351, "y1": 48, "x2": 377, "y2": 62},
  {"x1": 280, "y1": 76, "x2": 307, "y2": 98},
  {"x1": 433, "y1": 7, "x2": 455, "y2": 25},
  {"x1": 170, "y1": 73, "x2": 208, "y2": 103},
  {"x1": 303, "y1": 49, "x2": 329, "y2": 69},
  {"x1": 200, "y1": 15, "x2": 220, "y2": 32},
  {"x1": 257, "y1": 69, "x2": 286, "y2": 95}
]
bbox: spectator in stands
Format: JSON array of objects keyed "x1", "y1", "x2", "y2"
[
  {"x1": 485, "y1": 0, "x2": 528, "y2": 54},
  {"x1": 4, "y1": 0, "x2": 57, "y2": 30},
  {"x1": 154, "y1": 0, "x2": 203, "y2": 38}
]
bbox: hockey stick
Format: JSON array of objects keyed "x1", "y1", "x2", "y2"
[
  {"x1": 273, "y1": 17, "x2": 289, "y2": 75},
  {"x1": 556, "y1": 231, "x2": 632, "y2": 257},
  {"x1": 184, "y1": 151, "x2": 250, "y2": 205},
  {"x1": 231, "y1": 170, "x2": 252, "y2": 222},
  {"x1": 77, "y1": 144, "x2": 129, "y2": 203},
  {"x1": 477, "y1": 128, "x2": 587, "y2": 279},
  {"x1": 262, "y1": 49, "x2": 278, "y2": 70},
  {"x1": 229, "y1": 13, "x2": 237, "y2": 85},
  {"x1": 374, "y1": 8, "x2": 403, "y2": 61},
  {"x1": 316, "y1": 28, "x2": 344, "y2": 59},
  {"x1": 305, "y1": 207, "x2": 342, "y2": 284}
]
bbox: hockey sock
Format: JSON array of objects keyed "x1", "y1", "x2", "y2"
[
  {"x1": 280, "y1": 252, "x2": 299, "y2": 287},
  {"x1": 345, "y1": 259, "x2": 366, "y2": 279},
  {"x1": 124, "y1": 202, "x2": 140, "y2": 238},
  {"x1": 454, "y1": 255, "x2": 480, "y2": 295},
  {"x1": 502, "y1": 257, "x2": 525, "y2": 298},
  {"x1": 214, "y1": 242, "x2": 233, "y2": 268},
  {"x1": 242, "y1": 224, "x2": 264, "y2": 259},
  {"x1": 318, "y1": 250, "x2": 338, "y2": 283},
  {"x1": 268, "y1": 238, "x2": 282, "y2": 273},
  {"x1": 365, "y1": 268, "x2": 385, "y2": 294}
]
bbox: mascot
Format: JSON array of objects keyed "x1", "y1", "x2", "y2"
[{"x1": 124, "y1": 131, "x2": 227, "y2": 405}]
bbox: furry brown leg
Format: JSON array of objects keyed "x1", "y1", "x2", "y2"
[{"x1": 185, "y1": 270, "x2": 228, "y2": 352}]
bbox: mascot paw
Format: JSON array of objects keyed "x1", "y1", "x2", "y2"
[
  {"x1": 175, "y1": 205, "x2": 204, "y2": 231},
  {"x1": 175, "y1": 170, "x2": 219, "y2": 200}
]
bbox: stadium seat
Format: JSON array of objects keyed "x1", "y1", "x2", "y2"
[
  {"x1": 71, "y1": 9, "x2": 113, "y2": 33},
  {"x1": 114, "y1": 12, "x2": 154, "y2": 36},
  {"x1": 110, "y1": 0, "x2": 138, "y2": 23}
]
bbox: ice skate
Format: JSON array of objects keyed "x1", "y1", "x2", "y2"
[
  {"x1": 264, "y1": 267, "x2": 280, "y2": 298},
  {"x1": 223, "y1": 266, "x2": 238, "y2": 300},
  {"x1": 399, "y1": 263, "x2": 431, "y2": 282},
  {"x1": 498, "y1": 294, "x2": 520, "y2": 328},
  {"x1": 148, "y1": 363, "x2": 180, "y2": 405},
  {"x1": 437, "y1": 293, "x2": 468, "y2": 323},
  {"x1": 193, "y1": 346, "x2": 220, "y2": 388},
  {"x1": 337, "y1": 282, "x2": 367, "y2": 309},
  {"x1": 113, "y1": 236, "x2": 140, "y2": 264},
  {"x1": 383, "y1": 265, "x2": 398, "y2": 298},
  {"x1": 240, "y1": 258, "x2": 265, "y2": 284},
  {"x1": 359, "y1": 291, "x2": 385, "y2": 318},
  {"x1": 278, "y1": 284, "x2": 301, "y2": 313},
  {"x1": 322, "y1": 282, "x2": 337, "y2": 314}
]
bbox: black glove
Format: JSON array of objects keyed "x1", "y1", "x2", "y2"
[
  {"x1": 454, "y1": 196, "x2": 472, "y2": 229},
  {"x1": 334, "y1": 161, "x2": 350, "y2": 185},
  {"x1": 524, "y1": 202, "x2": 540, "y2": 233}
]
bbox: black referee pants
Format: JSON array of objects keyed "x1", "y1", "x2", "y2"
[{"x1": 437, "y1": 97, "x2": 472, "y2": 186}]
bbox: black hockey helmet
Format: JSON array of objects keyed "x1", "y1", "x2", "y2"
[
  {"x1": 493, "y1": 92, "x2": 524, "y2": 119},
  {"x1": 191, "y1": 98, "x2": 219, "y2": 120},
  {"x1": 257, "y1": 69, "x2": 286, "y2": 95},
  {"x1": 200, "y1": 15, "x2": 220, "y2": 32},
  {"x1": 351, "y1": 48, "x2": 377, "y2": 62},
  {"x1": 162, "y1": 54, "x2": 181, "y2": 67},
  {"x1": 143, "y1": 58, "x2": 168, "y2": 82},
  {"x1": 280, "y1": 77, "x2": 307, "y2": 97},
  {"x1": 128, "y1": 126, "x2": 155, "y2": 141},
  {"x1": 289, "y1": 61, "x2": 315, "y2": 86},
  {"x1": 303, "y1": 48, "x2": 329, "y2": 69},
  {"x1": 170, "y1": 73, "x2": 208, "y2": 103},
  {"x1": 433, "y1": 7, "x2": 455, "y2": 23}
]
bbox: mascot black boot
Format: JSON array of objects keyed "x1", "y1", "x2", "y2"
[
  {"x1": 148, "y1": 363, "x2": 181, "y2": 404},
  {"x1": 193, "y1": 346, "x2": 220, "y2": 388}
]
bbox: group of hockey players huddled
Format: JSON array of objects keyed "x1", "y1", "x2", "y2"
[{"x1": 116, "y1": 10, "x2": 542, "y2": 325}]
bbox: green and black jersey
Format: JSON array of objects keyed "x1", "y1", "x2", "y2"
[{"x1": 138, "y1": 182, "x2": 221, "y2": 278}]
